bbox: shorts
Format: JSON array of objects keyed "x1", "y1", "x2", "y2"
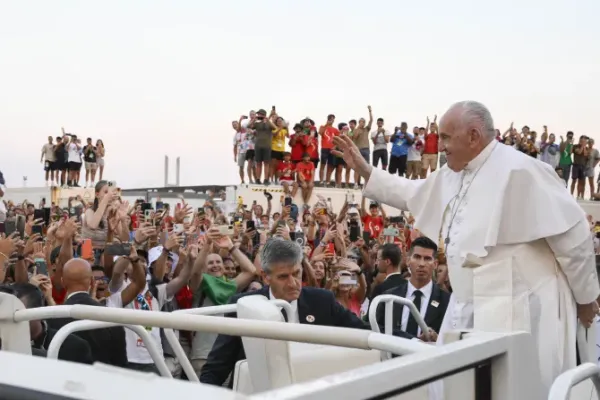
[
  {"x1": 359, "y1": 148, "x2": 370, "y2": 164},
  {"x1": 44, "y1": 161, "x2": 55, "y2": 172},
  {"x1": 280, "y1": 178, "x2": 296, "y2": 185},
  {"x1": 54, "y1": 161, "x2": 67, "y2": 171},
  {"x1": 406, "y1": 160, "x2": 422, "y2": 177},
  {"x1": 585, "y1": 167, "x2": 595, "y2": 178},
  {"x1": 97, "y1": 158, "x2": 105, "y2": 167},
  {"x1": 85, "y1": 162, "x2": 98, "y2": 170},
  {"x1": 572, "y1": 164, "x2": 586, "y2": 180},
  {"x1": 68, "y1": 162, "x2": 82, "y2": 172},
  {"x1": 271, "y1": 151, "x2": 284, "y2": 161},
  {"x1": 421, "y1": 153, "x2": 438, "y2": 171},
  {"x1": 320, "y1": 149, "x2": 335, "y2": 165},
  {"x1": 312, "y1": 159, "x2": 319, "y2": 169},
  {"x1": 254, "y1": 147, "x2": 272, "y2": 163},
  {"x1": 372, "y1": 149, "x2": 388, "y2": 168},
  {"x1": 245, "y1": 150, "x2": 255, "y2": 161},
  {"x1": 388, "y1": 155, "x2": 407, "y2": 176},
  {"x1": 237, "y1": 152, "x2": 246, "y2": 168},
  {"x1": 333, "y1": 157, "x2": 345, "y2": 168}
]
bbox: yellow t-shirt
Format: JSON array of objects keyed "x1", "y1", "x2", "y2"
[{"x1": 271, "y1": 128, "x2": 288, "y2": 152}]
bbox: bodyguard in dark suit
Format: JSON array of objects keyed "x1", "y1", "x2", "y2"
[
  {"x1": 47, "y1": 259, "x2": 127, "y2": 367},
  {"x1": 375, "y1": 237, "x2": 450, "y2": 341},
  {"x1": 200, "y1": 238, "x2": 368, "y2": 386},
  {"x1": 369, "y1": 243, "x2": 407, "y2": 300}
]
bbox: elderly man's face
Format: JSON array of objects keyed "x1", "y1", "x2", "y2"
[
  {"x1": 438, "y1": 110, "x2": 480, "y2": 172},
  {"x1": 265, "y1": 262, "x2": 302, "y2": 302}
]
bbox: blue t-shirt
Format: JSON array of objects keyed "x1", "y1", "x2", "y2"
[{"x1": 391, "y1": 131, "x2": 412, "y2": 157}]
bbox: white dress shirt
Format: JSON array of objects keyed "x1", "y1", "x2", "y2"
[
  {"x1": 400, "y1": 280, "x2": 432, "y2": 336},
  {"x1": 269, "y1": 288, "x2": 299, "y2": 323}
]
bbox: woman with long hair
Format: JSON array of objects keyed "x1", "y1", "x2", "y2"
[
  {"x1": 82, "y1": 181, "x2": 129, "y2": 264},
  {"x1": 96, "y1": 139, "x2": 105, "y2": 181},
  {"x1": 328, "y1": 259, "x2": 367, "y2": 317}
]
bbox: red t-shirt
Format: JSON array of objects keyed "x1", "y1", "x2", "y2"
[
  {"x1": 296, "y1": 161, "x2": 315, "y2": 182},
  {"x1": 302, "y1": 134, "x2": 319, "y2": 160},
  {"x1": 289, "y1": 134, "x2": 305, "y2": 162},
  {"x1": 52, "y1": 275, "x2": 67, "y2": 305},
  {"x1": 320, "y1": 126, "x2": 340, "y2": 149},
  {"x1": 424, "y1": 133, "x2": 439, "y2": 154},
  {"x1": 362, "y1": 215, "x2": 384, "y2": 238},
  {"x1": 277, "y1": 160, "x2": 296, "y2": 181}
]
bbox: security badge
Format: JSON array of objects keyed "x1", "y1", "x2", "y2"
[
  {"x1": 431, "y1": 301, "x2": 440, "y2": 308},
  {"x1": 306, "y1": 315, "x2": 315, "y2": 323}
]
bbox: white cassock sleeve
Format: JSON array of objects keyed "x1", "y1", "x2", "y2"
[
  {"x1": 546, "y1": 218, "x2": 600, "y2": 305},
  {"x1": 363, "y1": 167, "x2": 426, "y2": 211}
]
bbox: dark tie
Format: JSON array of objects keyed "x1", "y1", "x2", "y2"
[
  {"x1": 406, "y1": 290, "x2": 423, "y2": 336},
  {"x1": 281, "y1": 308, "x2": 288, "y2": 322}
]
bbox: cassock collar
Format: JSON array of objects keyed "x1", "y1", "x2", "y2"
[{"x1": 464, "y1": 139, "x2": 498, "y2": 173}]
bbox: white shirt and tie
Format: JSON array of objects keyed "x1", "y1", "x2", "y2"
[
  {"x1": 269, "y1": 288, "x2": 299, "y2": 323},
  {"x1": 401, "y1": 281, "x2": 432, "y2": 336}
]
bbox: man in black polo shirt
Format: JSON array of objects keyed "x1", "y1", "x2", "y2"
[{"x1": 83, "y1": 137, "x2": 98, "y2": 188}]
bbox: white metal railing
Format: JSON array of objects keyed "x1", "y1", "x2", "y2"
[
  {"x1": 368, "y1": 294, "x2": 430, "y2": 360},
  {"x1": 46, "y1": 320, "x2": 172, "y2": 378},
  {"x1": 162, "y1": 300, "x2": 294, "y2": 382},
  {"x1": 548, "y1": 363, "x2": 600, "y2": 400}
]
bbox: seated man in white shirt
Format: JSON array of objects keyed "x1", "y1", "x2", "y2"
[
  {"x1": 107, "y1": 239, "x2": 196, "y2": 374},
  {"x1": 375, "y1": 237, "x2": 451, "y2": 341}
]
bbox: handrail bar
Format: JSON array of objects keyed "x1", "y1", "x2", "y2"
[
  {"x1": 46, "y1": 320, "x2": 172, "y2": 378},
  {"x1": 162, "y1": 299, "x2": 293, "y2": 382},
  {"x1": 368, "y1": 294, "x2": 430, "y2": 359},
  {"x1": 548, "y1": 362, "x2": 600, "y2": 400},
  {"x1": 10, "y1": 305, "x2": 431, "y2": 355}
]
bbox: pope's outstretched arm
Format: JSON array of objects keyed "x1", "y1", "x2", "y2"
[{"x1": 362, "y1": 167, "x2": 427, "y2": 211}]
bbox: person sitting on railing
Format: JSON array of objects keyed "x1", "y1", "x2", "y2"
[
  {"x1": 374, "y1": 237, "x2": 450, "y2": 343},
  {"x1": 199, "y1": 238, "x2": 368, "y2": 387},
  {"x1": 0, "y1": 283, "x2": 93, "y2": 364}
]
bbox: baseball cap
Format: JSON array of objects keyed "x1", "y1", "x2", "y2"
[{"x1": 147, "y1": 246, "x2": 179, "y2": 271}]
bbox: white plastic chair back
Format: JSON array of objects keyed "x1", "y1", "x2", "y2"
[
  {"x1": 236, "y1": 295, "x2": 294, "y2": 392},
  {"x1": 232, "y1": 360, "x2": 254, "y2": 394}
]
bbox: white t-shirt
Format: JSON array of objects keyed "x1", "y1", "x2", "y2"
[
  {"x1": 67, "y1": 142, "x2": 82, "y2": 163},
  {"x1": 42, "y1": 143, "x2": 56, "y2": 162},
  {"x1": 407, "y1": 134, "x2": 424, "y2": 162},
  {"x1": 370, "y1": 129, "x2": 391, "y2": 151},
  {"x1": 233, "y1": 132, "x2": 248, "y2": 154},
  {"x1": 106, "y1": 282, "x2": 172, "y2": 364}
]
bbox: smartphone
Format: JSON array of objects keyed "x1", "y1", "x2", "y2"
[
  {"x1": 294, "y1": 231, "x2": 306, "y2": 247},
  {"x1": 155, "y1": 201, "x2": 164, "y2": 210},
  {"x1": 346, "y1": 193, "x2": 355, "y2": 204},
  {"x1": 198, "y1": 207, "x2": 205, "y2": 217},
  {"x1": 81, "y1": 239, "x2": 93, "y2": 260},
  {"x1": 246, "y1": 220, "x2": 255, "y2": 231},
  {"x1": 34, "y1": 258, "x2": 48, "y2": 276},
  {"x1": 173, "y1": 224, "x2": 184, "y2": 234},
  {"x1": 362, "y1": 231, "x2": 371, "y2": 243},
  {"x1": 42, "y1": 207, "x2": 51, "y2": 226},
  {"x1": 218, "y1": 225, "x2": 234, "y2": 236},
  {"x1": 284, "y1": 197, "x2": 292, "y2": 207},
  {"x1": 108, "y1": 181, "x2": 117, "y2": 187},
  {"x1": 5, "y1": 220, "x2": 16, "y2": 236},
  {"x1": 31, "y1": 225, "x2": 43, "y2": 236},
  {"x1": 16, "y1": 215, "x2": 25, "y2": 238},
  {"x1": 383, "y1": 227, "x2": 399, "y2": 237},
  {"x1": 33, "y1": 209, "x2": 45, "y2": 221},
  {"x1": 105, "y1": 243, "x2": 132, "y2": 257},
  {"x1": 141, "y1": 202, "x2": 152, "y2": 213},
  {"x1": 144, "y1": 209, "x2": 153, "y2": 222},
  {"x1": 349, "y1": 221, "x2": 360, "y2": 242},
  {"x1": 326, "y1": 242, "x2": 335, "y2": 254}
]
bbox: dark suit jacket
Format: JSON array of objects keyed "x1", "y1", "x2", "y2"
[
  {"x1": 47, "y1": 292, "x2": 127, "y2": 367},
  {"x1": 200, "y1": 286, "x2": 368, "y2": 386},
  {"x1": 32, "y1": 326, "x2": 94, "y2": 365},
  {"x1": 375, "y1": 281, "x2": 450, "y2": 339},
  {"x1": 370, "y1": 273, "x2": 407, "y2": 300}
]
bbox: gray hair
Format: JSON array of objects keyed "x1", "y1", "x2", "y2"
[
  {"x1": 261, "y1": 238, "x2": 304, "y2": 274},
  {"x1": 450, "y1": 100, "x2": 495, "y2": 140}
]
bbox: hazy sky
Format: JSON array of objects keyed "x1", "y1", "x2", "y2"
[{"x1": 1, "y1": 0, "x2": 598, "y2": 189}]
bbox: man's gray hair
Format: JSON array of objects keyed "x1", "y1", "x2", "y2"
[
  {"x1": 261, "y1": 237, "x2": 304, "y2": 274},
  {"x1": 451, "y1": 100, "x2": 496, "y2": 140}
]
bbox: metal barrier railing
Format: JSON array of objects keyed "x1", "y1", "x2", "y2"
[
  {"x1": 368, "y1": 294, "x2": 430, "y2": 360},
  {"x1": 46, "y1": 320, "x2": 172, "y2": 378},
  {"x1": 548, "y1": 363, "x2": 600, "y2": 400}
]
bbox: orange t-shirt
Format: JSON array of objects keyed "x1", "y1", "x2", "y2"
[
  {"x1": 296, "y1": 162, "x2": 315, "y2": 182},
  {"x1": 320, "y1": 126, "x2": 340, "y2": 149}
]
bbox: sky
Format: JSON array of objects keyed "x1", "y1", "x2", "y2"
[{"x1": 0, "y1": 0, "x2": 598, "y2": 189}]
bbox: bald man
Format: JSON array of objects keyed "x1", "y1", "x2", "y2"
[
  {"x1": 334, "y1": 101, "x2": 600, "y2": 396},
  {"x1": 48, "y1": 258, "x2": 127, "y2": 367}
]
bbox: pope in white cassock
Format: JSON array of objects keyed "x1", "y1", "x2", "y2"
[{"x1": 333, "y1": 101, "x2": 600, "y2": 396}]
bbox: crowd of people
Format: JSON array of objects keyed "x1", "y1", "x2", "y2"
[
  {"x1": 232, "y1": 107, "x2": 599, "y2": 199},
  {"x1": 0, "y1": 178, "x2": 452, "y2": 383},
  {"x1": 40, "y1": 131, "x2": 106, "y2": 189}
]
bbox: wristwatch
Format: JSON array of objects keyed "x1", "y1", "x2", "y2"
[{"x1": 356, "y1": 268, "x2": 363, "y2": 276}]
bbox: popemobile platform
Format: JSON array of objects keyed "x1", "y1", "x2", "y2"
[{"x1": 0, "y1": 292, "x2": 598, "y2": 400}]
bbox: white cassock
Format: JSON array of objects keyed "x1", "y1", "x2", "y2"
[{"x1": 363, "y1": 139, "x2": 600, "y2": 397}]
